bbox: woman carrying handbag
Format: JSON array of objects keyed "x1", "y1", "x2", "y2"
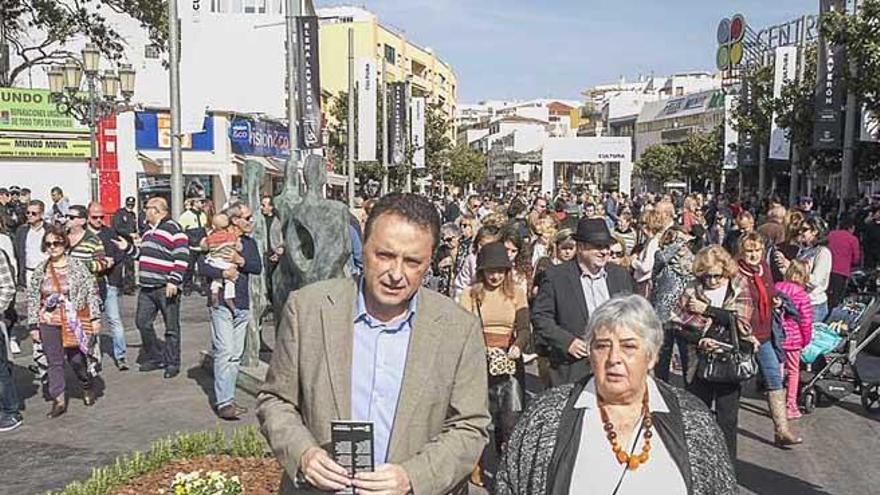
[
  {"x1": 26, "y1": 225, "x2": 102, "y2": 418},
  {"x1": 460, "y1": 241, "x2": 530, "y2": 490},
  {"x1": 671, "y1": 245, "x2": 758, "y2": 461}
]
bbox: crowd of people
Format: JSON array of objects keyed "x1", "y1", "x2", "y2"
[
  {"x1": 1, "y1": 182, "x2": 877, "y2": 493},
  {"x1": 0, "y1": 184, "x2": 267, "y2": 431}
]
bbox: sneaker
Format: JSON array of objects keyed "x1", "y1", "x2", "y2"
[
  {"x1": 115, "y1": 358, "x2": 130, "y2": 371},
  {"x1": 139, "y1": 361, "x2": 165, "y2": 372},
  {"x1": 0, "y1": 414, "x2": 22, "y2": 432},
  {"x1": 9, "y1": 339, "x2": 20, "y2": 354}
]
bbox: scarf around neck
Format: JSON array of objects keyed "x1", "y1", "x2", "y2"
[{"x1": 738, "y1": 260, "x2": 770, "y2": 325}]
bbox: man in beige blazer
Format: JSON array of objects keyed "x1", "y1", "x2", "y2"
[{"x1": 257, "y1": 193, "x2": 490, "y2": 495}]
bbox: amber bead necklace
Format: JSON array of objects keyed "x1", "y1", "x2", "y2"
[{"x1": 598, "y1": 391, "x2": 653, "y2": 470}]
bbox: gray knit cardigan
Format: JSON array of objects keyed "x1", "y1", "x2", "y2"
[{"x1": 495, "y1": 380, "x2": 738, "y2": 495}]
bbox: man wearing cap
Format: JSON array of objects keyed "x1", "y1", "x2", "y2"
[
  {"x1": 113, "y1": 197, "x2": 140, "y2": 295},
  {"x1": 531, "y1": 217, "x2": 635, "y2": 386}
]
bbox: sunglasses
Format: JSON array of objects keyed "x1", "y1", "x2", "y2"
[
  {"x1": 610, "y1": 251, "x2": 624, "y2": 258},
  {"x1": 45, "y1": 241, "x2": 65, "y2": 248},
  {"x1": 66, "y1": 214, "x2": 82, "y2": 220},
  {"x1": 26, "y1": 211, "x2": 40, "y2": 216},
  {"x1": 90, "y1": 215, "x2": 104, "y2": 220},
  {"x1": 443, "y1": 237, "x2": 457, "y2": 243}
]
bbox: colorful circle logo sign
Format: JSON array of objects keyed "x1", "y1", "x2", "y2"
[{"x1": 716, "y1": 14, "x2": 746, "y2": 71}]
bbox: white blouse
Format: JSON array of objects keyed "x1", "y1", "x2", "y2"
[{"x1": 568, "y1": 377, "x2": 688, "y2": 495}]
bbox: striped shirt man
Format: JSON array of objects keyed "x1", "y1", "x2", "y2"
[{"x1": 135, "y1": 218, "x2": 190, "y2": 288}]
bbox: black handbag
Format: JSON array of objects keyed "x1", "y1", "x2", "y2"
[{"x1": 696, "y1": 317, "x2": 758, "y2": 384}]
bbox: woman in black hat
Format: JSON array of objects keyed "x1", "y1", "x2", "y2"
[{"x1": 460, "y1": 241, "x2": 529, "y2": 489}]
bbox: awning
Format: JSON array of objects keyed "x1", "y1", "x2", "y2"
[
  {"x1": 232, "y1": 154, "x2": 283, "y2": 177},
  {"x1": 137, "y1": 152, "x2": 165, "y2": 174}
]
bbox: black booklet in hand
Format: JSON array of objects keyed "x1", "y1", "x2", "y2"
[{"x1": 331, "y1": 421, "x2": 375, "y2": 495}]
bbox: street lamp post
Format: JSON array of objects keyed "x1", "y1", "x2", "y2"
[{"x1": 47, "y1": 43, "x2": 136, "y2": 202}]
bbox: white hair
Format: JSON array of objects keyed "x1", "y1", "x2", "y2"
[{"x1": 585, "y1": 295, "x2": 664, "y2": 359}]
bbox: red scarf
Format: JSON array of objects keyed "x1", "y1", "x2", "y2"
[{"x1": 739, "y1": 260, "x2": 770, "y2": 325}]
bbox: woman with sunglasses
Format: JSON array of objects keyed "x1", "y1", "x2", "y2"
[
  {"x1": 26, "y1": 225, "x2": 102, "y2": 417},
  {"x1": 670, "y1": 245, "x2": 756, "y2": 460},
  {"x1": 608, "y1": 236, "x2": 631, "y2": 271},
  {"x1": 775, "y1": 218, "x2": 833, "y2": 323}
]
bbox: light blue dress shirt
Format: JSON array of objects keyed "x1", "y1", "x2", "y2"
[{"x1": 351, "y1": 284, "x2": 418, "y2": 466}]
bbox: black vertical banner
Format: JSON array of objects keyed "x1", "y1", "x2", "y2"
[
  {"x1": 737, "y1": 77, "x2": 758, "y2": 167},
  {"x1": 813, "y1": 0, "x2": 846, "y2": 150},
  {"x1": 388, "y1": 82, "x2": 407, "y2": 167},
  {"x1": 296, "y1": 16, "x2": 322, "y2": 149}
]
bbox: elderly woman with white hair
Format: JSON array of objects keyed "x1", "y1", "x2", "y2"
[{"x1": 496, "y1": 295, "x2": 736, "y2": 495}]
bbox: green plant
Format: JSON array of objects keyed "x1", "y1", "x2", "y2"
[
  {"x1": 47, "y1": 426, "x2": 268, "y2": 495},
  {"x1": 171, "y1": 471, "x2": 242, "y2": 495}
]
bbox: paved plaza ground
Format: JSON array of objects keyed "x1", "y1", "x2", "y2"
[{"x1": 0, "y1": 292, "x2": 878, "y2": 495}]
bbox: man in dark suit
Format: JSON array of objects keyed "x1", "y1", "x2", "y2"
[{"x1": 531, "y1": 217, "x2": 635, "y2": 386}]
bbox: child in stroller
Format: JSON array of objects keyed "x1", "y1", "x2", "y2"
[{"x1": 799, "y1": 295, "x2": 880, "y2": 414}]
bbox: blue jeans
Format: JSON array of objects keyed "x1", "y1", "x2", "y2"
[
  {"x1": 813, "y1": 302, "x2": 829, "y2": 324},
  {"x1": 210, "y1": 306, "x2": 249, "y2": 408},
  {"x1": 757, "y1": 340, "x2": 783, "y2": 391},
  {"x1": 104, "y1": 285, "x2": 127, "y2": 360},
  {"x1": 0, "y1": 324, "x2": 22, "y2": 418}
]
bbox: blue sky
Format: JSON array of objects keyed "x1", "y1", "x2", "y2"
[{"x1": 335, "y1": 0, "x2": 817, "y2": 103}]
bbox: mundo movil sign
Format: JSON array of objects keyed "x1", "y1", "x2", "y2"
[{"x1": 716, "y1": 14, "x2": 746, "y2": 71}]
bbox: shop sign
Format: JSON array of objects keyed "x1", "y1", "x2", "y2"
[
  {"x1": 0, "y1": 87, "x2": 87, "y2": 133},
  {"x1": 0, "y1": 137, "x2": 91, "y2": 158},
  {"x1": 135, "y1": 110, "x2": 214, "y2": 151},
  {"x1": 229, "y1": 117, "x2": 290, "y2": 158}
]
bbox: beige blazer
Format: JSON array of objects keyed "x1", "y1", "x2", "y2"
[{"x1": 257, "y1": 277, "x2": 490, "y2": 495}]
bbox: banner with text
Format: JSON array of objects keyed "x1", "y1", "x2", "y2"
[
  {"x1": 723, "y1": 94, "x2": 739, "y2": 170},
  {"x1": 737, "y1": 78, "x2": 758, "y2": 167},
  {"x1": 769, "y1": 46, "x2": 797, "y2": 160},
  {"x1": 0, "y1": 87, "x2": 87, "y2": 133},
  {"x1": 411, "y1": 97, "x2": 426, "y2": 169},
  {"x1": 814, "y1": 0, "x2": 846, "y2": 150},
  {"x1": 356, "y1": 58, "x2": 378, "y2": 162},
  {"x1": 388, "y1": 82, "x2": 407, "y2": 167},
  {"x1": 296, "y1": 16, "x2": 323, "y2": 149},
  {"x1": 0, "y1": 137, "x2": 90, "y2": 158},
  {"x1": 230, "y1": 117, "x2": 290, "y2": 158}
]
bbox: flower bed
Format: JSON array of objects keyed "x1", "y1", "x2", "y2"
[
  {"x1": 109, "y1": 456, "x2": 281, "y2": 495},
  {"x1": 49, "y1": 427, "x2": 278, "y2": 495}
]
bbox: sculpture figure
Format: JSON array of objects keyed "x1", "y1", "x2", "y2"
[{"x1": 241, "y1": 159, "x2": 268, "y2": 367}]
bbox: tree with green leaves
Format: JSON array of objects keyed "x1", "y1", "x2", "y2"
[
  {"x1": 445, "y1": 143, "x2": 485, "y2": 189},
  {"x1": 636, "y1": 143, "x2": 682, "y2": 185},
  {"x1": 0, "y1": 0, "x2": 167, "y2": 87},
  {"x1": 680, "y1": 125, "x2": 724, "y2": 186}
]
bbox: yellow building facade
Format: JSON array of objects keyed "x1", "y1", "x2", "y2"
[{"x1": 317, "y1": 8, "x2": 458, "y2": 121}]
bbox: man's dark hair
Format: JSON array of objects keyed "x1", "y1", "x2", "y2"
[
  {"x1": 364, "y1": 193, "x2": 441, "y2": 248},
  {"x1": 839, "y1": 216, "x2": 856, "y2": 231},
  {"x1": 51, "y1": 186, "x2": 63, "y2": 195},
  {"x1": 29, "y1": 199, "x2": 45, "y2": 213},
  {"x1": 508, "y1": 198, "x2": 527, "y2": 218}
]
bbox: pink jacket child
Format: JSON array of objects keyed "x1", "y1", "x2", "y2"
[
  {"x1": 775, "y1": 281, "x2": 814, "y2": 351},
  {"x1": 775, "y1": 280, "x2": 813, "y2": 418}
]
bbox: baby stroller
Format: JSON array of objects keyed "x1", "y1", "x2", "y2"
[{"x1": 798, "y1": 295, "x2": 880, "y2": 414}]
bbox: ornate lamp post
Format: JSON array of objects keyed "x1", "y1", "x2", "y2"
[{"x1": 47, "y1": 43, "x2": 136, "y2": 202}]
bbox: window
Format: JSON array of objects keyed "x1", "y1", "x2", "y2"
[
  {"x1": 144, "y1": 44, "x2": 160, "y2": 59},
  {"x1": 675, "y1": 86, "x2": 684, "y2": 96},
  {"x1": 384, "y1": 45, "x2": 396, "y2": 65},
  {"x1": 243, "y1": 0, "x2": 267, "y2": 13}
]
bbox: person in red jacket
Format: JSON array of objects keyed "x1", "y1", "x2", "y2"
[{"x1": 827, "y1": 216, "x2": 861, "y2": 309}]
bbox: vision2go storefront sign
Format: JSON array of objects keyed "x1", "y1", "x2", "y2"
[
  {"x1": 0, "y1": 87, "x2": 87, "y2": 133},
  {"x1": 0, "y1": 137, "x2": 91, "y2": 158},
  {"x1": 229, "y1": 118, "x2": 290, "y2": 158}
]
